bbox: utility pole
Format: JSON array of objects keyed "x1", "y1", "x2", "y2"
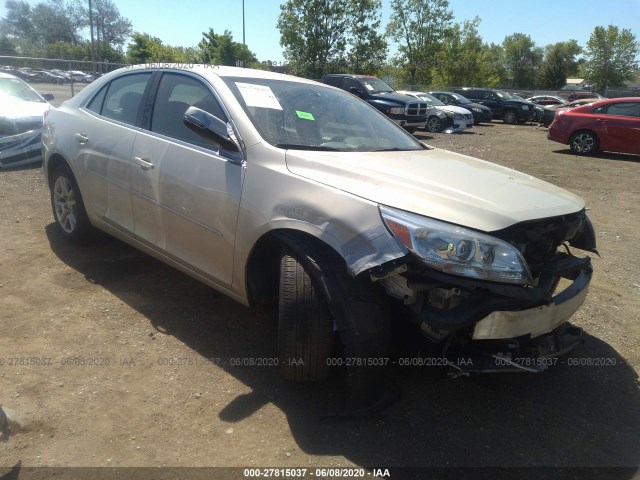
[
  {"x1": 88, "y1": 0, "x2": 96, "y2": 74},
  {"x1": 242, "y1": 0, "x2": 246, "y2": 45}
]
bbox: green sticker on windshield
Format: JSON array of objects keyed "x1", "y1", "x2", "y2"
[{"x1": 296, "y1": 110, "x2": 315, "y2": 121}]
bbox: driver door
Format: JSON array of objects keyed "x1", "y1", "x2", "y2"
[{"x1": 130, "y1": 72, "x2": 245, "y2": 288}]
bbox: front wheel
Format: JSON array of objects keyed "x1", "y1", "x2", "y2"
[
  {"x1": 569, "y1": 131, "x2": 599, "y2": 155},
  {"x1": 50, "y1": 165, "x2": 96, "y2": 243},
  {"x1": 503, "y1": 110, "x2": 517, "y2": 124},
  {"x1": 278, "y1": 251, "x2": 334, "y2": 382},
  {"x1": 276, "y1": 236, "x2": 393, "y2": 413},
  {"x1": 426, "y1": 116, "x2": 442, "y2": 133}
]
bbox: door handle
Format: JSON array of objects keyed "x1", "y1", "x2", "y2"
[
  {"x1": 75, "y1": 132, "x2": 89, "y2": 144},
  {"x1": 134, "y1": 156, "x2": 154, "y2": 170},
  {"x1": 596, "y1": 118, "x2": 607, "y2": 124}
]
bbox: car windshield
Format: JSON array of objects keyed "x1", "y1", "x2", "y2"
[
  {"x1": 451, "y1": 93, "x2": 472, "y2": 103},
  {"x1": 0, "y1": 77, "x2": 46, "y2": 103},
  {"x1": 495, "y1": 90, "x2": 512, "y2": 99},
  {"x1": 357, "y1": 77, "x2": 395, "y2": 93},
  {"x1": 223, "y1": 77, "x2": 424, "y2": 152},
  {"x1": 418, "y1": 93, "x2": 445, "y2": 106}
]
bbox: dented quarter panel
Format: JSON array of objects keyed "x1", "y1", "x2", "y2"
[{"x1": 231, "y1": 141, "x2": 409, "y2": 299}]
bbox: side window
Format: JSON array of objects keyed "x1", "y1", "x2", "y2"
[
  {"x1": 150, "y1": 73, "x2": 227, "y2": 150},
  {"x1": 86, "y1": 84, "x2": 107, "y2": 113},
  {"x1": 605, "y1": 102, "x2": 640, "y2": 117},
  {"x1": 343, "y1": 78, "x2": 361, "y2": 93},
  {"x1": 101, "y1": 73, "x2": 151, "y2": 125},
  {"x1": 324, "y1": 76, "x2": 342, "y2": 88},
  {"x1": 483, "y1": 91, "x2": 496, "y2": 101}
]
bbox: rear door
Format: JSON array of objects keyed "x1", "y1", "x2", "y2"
[
  {"x1": 595, "y1": 102, "x2": 640, "y2": 154},
  {"x1": 79, "y1": 72, "x2": 153, "y2": 233},
  {"x1": 130, "y1": 71, "x2": 245, "y2": 288}
]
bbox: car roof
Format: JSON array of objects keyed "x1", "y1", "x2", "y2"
[
  {"x1": 110, "y1": 64, "x2": 320, "y2": 85},
  {"x1": 0, "y1": 71, "x2": 21, "y2": 80}
]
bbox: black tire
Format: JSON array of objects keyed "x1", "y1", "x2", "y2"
[
  {"x1": 503, "y1": 110, "x2": 517, "y2": 124},
  {"x1": 426, "y1": 116, "x2": 442, "y2": 133},
  {"x1": 569, "y1": 130, "x2": 599, "y2": 155},
  {"x1": 278, "y1": 251, "x2": 334, "y2": 382},
  {"x1": 49, "y1": 164, "x2": 96, "y2": 243},
  {"x1": 403, "y1": 126, "x2": 417, "y2": 134},
  {"x1": 276, "y1": 235, "x2": 392, "y2": 409}
]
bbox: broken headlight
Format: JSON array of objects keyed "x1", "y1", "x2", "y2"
[{"x1": 380, "y1": 206, "x2": 533, "y2": 285}]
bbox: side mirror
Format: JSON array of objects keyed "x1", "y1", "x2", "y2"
[
  {"x1": 182, "y1": 106, "x2": 240, "y2": 152},
  {"x1": 348, "y1": 87, "x2": 363, "y2": 97},
  {"x1": 42, "y1": 93, "x2": 54, "y2": 101}
]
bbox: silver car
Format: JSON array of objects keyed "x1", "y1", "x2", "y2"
[
  {"x1": 0, "y1": 72, "x2": 53, "y2": 169},
  {"x1": 42, "y1": 65, "x2": 597, "y2": 412}
]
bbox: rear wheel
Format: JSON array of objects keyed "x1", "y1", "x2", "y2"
[
  {"x1": 569, "y1": 130, "x2": 599, "y2": 155},
  {"x1": 50, "y1": 165, "x2": 96, "y2": 243}
]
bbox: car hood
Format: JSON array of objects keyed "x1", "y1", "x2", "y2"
[
  {"x1": 438, "y1": 105, "x2": 472, "y2": 115},
  {"x1": 0, "y1": 99, "x2": 50, "y2": 119},
  {"x1": 375, "y1": 92, "x2": 422, "y2": 104},
  {"x1": 463, "y1": 102, "x2": 490, "y2": 112},
  {"x1": 285, "y1": 147, "x2": 584, "y2": 232}
]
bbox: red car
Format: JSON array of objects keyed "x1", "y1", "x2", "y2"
[{"x1": 547, "y1": 97, "x2": 640, "y2": 155}]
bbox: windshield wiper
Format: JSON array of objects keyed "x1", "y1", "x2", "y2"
[
  {"x1": 373, "y1": 147, "x2": 424, "y2": 152},
  {"x1": 274, "y1": 144, "x2": 339, "y2": 151}
]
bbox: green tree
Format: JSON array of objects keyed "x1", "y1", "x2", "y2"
[
  {"x1": 386, "y1": 0, "x2": 454, "y2": 85},
  {"x1": 344, "y1": 0, "x2": 387, "y2": 74},
  {"x1": 0, "y1": 0, "x2": 83, "y2": 53},
  {"x1": 278, "y1": 0, "x2": 386, "y2": 78},
  {"x1": 126, "y1": 32, "x2": 188, "y2": 63},
  {"x1": 197, "y1": 28, "x2": 257, "y2": 67},
  {"x1": 536, "y1": 40, "x2": 582, "y2": 89},
  {"x1": 502, "y1": 33, "x2": 543, "y2": 88},
  {"x1": 0, "y1": 34, "x2": 18, "y2": 55},
  {"x1": 90, "y1": 0, "x2": 132, "y2": 65},
  {"x1": 431, "y1": 17, "x2": 504, "y2": 87},
  {"x1": 0, "y1": 0, "x2": 36, "y2": 42},
  {"x1": 581, "y1": 25, "x2": 639, "y2": 92}
]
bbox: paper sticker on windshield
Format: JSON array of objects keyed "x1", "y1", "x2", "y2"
[
  {"x1": 296, "y1": 110, "x2": 315, "y2": 121},
  {"x1": 236, "y1": 82, "x2": 282, "y2": 110},
  {"x1": 364, "y1": 83, "x2": 374, "y2": 91}
]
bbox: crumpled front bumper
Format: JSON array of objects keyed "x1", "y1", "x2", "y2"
[
  {"x1": 0, "y1": 129, "x2": 42, "y2": 168},
  {"x1": 412, "y1": 253, "x2": 593, "y2": 339},
  {"x1": 472, "y1": 257, "x2": 591, "y2": 340}
]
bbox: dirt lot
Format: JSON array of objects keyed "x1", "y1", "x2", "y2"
[{"x1": 1, "y1": 115, "x2": 639, "y2": 478}]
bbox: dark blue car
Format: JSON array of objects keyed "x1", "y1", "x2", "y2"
[{"x1": 429, "y1": 91, "x2": 493, "y2": 124}]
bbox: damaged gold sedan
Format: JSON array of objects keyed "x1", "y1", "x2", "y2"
[{"x1": 42, "y1": 65, "x2": 596, "y2": 414}]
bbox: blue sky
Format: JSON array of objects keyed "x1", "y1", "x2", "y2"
[{"x1": 2, "y1": 0, "x2": 640, "y2": 62}]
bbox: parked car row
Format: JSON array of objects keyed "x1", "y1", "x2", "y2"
[{"x1": 0, "y1": 66, "x2": 94, "y2": 84}]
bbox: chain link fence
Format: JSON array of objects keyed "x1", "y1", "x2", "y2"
[{"x1": 1, "y1": 55, "x2": 130, "y2": 104}]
